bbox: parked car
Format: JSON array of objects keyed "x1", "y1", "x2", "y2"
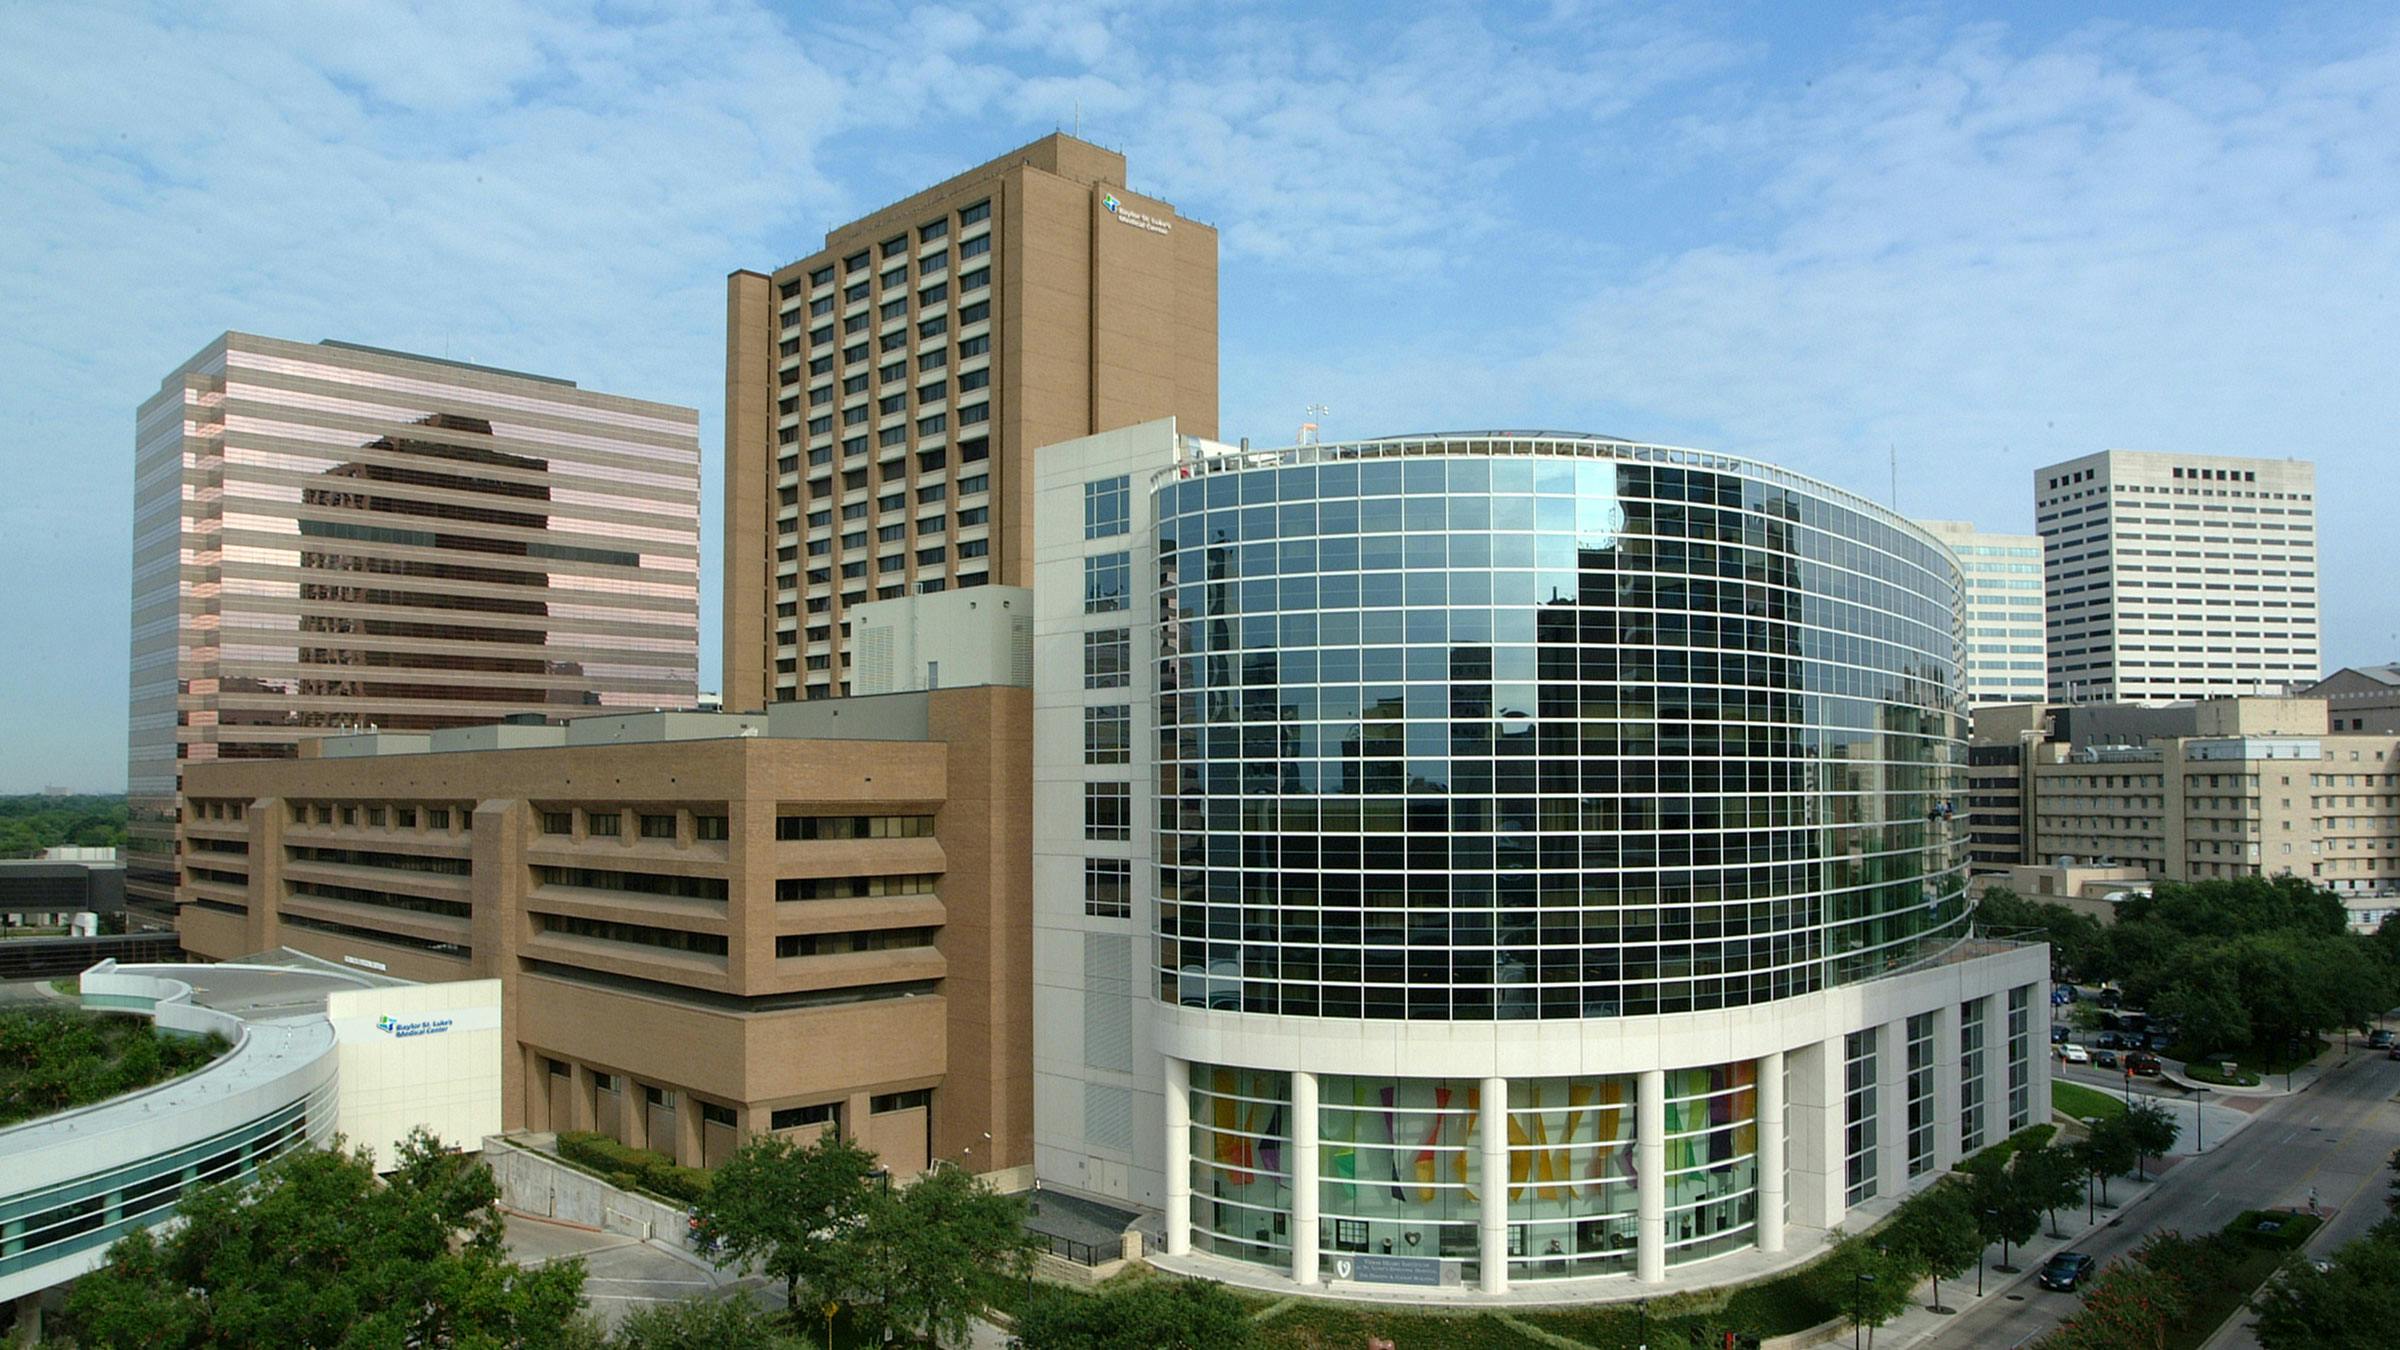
[
  {"x1": 2126, "y1": 1053, "x2": 2162, "y2": 1076},
  {"x1": 2052, "y1": 1025, "x2": 2072, "y2": 1044},
  {"x1": 2061, "y1": 1044, "x2": 2092, "y2": 1064},
  {"x1": 2095, "y1": 1031, "x2": 2124, "y2": 1049},
  {"x1": 2095, "y1": 1050, "x2": 2120, "y2": 1070},
  {"x1": 2145, "y1": 1033, "x2": 2175, "y2": 1053},
  {"x1": 2370, "y1": 1029, "x2": 2393, "y2": 1049},
  {"x1": 2387, "y1": 1044, "x2": 2400, "y2": 1062},
  {"x1": 2039, "y1": 1252, "x2": 2098, "y2": 1291}
]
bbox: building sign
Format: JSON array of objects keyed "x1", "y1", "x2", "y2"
[
  {"x1": 1333, "y1": 1254, "x2": 1443, "y2": 1286},
  {"x1": 343, "y1": 954, "x2": 388, "y2": 972},
  {"x1": 376, "y1": 1013, "x2": 455, "y2": 1039},
  {"x1": 1102, "y1": 193, "x2": 1171, "y2": 236}
]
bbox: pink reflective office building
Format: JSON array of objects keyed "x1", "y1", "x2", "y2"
[{"x1": 128, "y1": 333, "x2": 700, "y2": 919}]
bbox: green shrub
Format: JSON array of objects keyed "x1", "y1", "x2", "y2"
[
  {"x1": 1960, "y1": 1122, "x2": 2056, "y2": 1173},
  {"x1": 2228, "y1": 1209, "x2": 2321, "y2": 1251},
  {"x1": 555, "y1": 1131, "x2": 709, "y2": 1204}
]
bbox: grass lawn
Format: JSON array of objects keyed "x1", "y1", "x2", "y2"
[
  {"x1": 2054, "y1": 1080, "x2": 2127, "y2": 1122},
  {"x1": 2174, "y1": 1037, "x2": 2326, "y2": 1084}
]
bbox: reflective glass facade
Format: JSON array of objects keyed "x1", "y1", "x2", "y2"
[
  {"x1": 129, "y1": 334, "x2": 700, "y2": 915},
  {"x1": 1154, "y1": 439, "x2": 1969, "y2": 1022}
]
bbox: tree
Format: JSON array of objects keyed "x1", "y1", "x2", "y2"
[
  {"x1": 2078, "y1": 1115, "x2": 2142, "y2": 1206},
  {"x1": 2156, "y1": 973, "x2": 2248, "y2": 1057},
  {"x1": 1978, "y1": 887, "x2": 2107, "y2": 977},
  {"x1": 2122, "y1": 1099, "x2": 2181, "y2": 1179},
  {"x1": 1807, "y1": 1233, "x2": 1917, "y2": 1347},
  {"x1": 850, "y1": 1163, "x2": 1042, "y2": 1348},
  {"x1": 2050, "y1": 1255, "x2": 2189, "y2": 1350},
  {"x1": 62, "y1": 1129, "x2": 589, "y2": 1349},
  {"x1": 610, "y1": 1295, "x2": 807, "y2": 1349},
  {"x1": 1969, "y1": 1162, "x2": 2040, "y2": 1270},
  {"x1": 2250, "y1": 1220, "x2": 2400, "y2": 1349},
  {"x1": 2016, "y1": 1142, "x2": 2085, "y2": 1237},
  {"x1": 1890, "y1": 1184, "x2": 1982, "y2": 1315},
  {"x1": 1012, "y1": 1279, "x2": 1256, "y2": 1350},
  {"x1": 690, "y1": 1130, "x2": 881, "y2": 1317}
]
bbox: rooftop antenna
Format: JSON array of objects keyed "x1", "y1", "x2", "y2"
[
  {"x1": 1073, "y1": 99, "x2": 1081, "y2": 138},
  {"x1": 1889, "y1": 443, "x2": 1898, "y2": 509},
  {"x1": 1300, "y1": 403, "x2": 1329, "y2": 446}
]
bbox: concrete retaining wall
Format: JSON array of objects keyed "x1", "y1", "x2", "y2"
[{"x1": 483, "y1": 1134, "x2": 698, "y2": 1251}]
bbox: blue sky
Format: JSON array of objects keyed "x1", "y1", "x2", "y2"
[{"x1": 2, "y1": 1, "x2": 2394, "y2": 792}]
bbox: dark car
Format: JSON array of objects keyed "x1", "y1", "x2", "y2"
[
  {"x1": 2146, "y1": 1033, "x2": 2174, "y2": 1053},
  {"x1": 2094, "y1": 1050, "x2": 2120, "y2": 1070},
  {"x1": 2095, "y1": 1031, "x2": 2123, "y2": 1049},
  {"x1": 2039, "y1": 1252, "x2": 2098, "y2": 1292},
  {"x1": 2052, "y1": 1025, "x2": 2071, "y2": 1044},
  {"x1": 2126, "y1": 1053, "x2": 2162, "y2": 1076},
  {"x1": 2387, "y1": 1044, "x2": 2400, "y2": 1062},
  {"x1": 2371, "y1": 1029, "x2": 2393, "y2": 1049}
]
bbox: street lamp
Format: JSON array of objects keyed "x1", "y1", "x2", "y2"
[
  {"x1": 1636, "y1": 1297, "x2": 1648, "y2": 1350},
  {"x1": 1978, "y1": 1209, "x2": 1995, "y2": 1297},
  {"x1": 2194, "y1": 1083, "x2": 2207, "y2": 1153},
  {"x1": 1854, "y1": 1271, "x2": 1876, "y2": 1350}
]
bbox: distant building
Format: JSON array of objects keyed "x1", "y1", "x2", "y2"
[
  {"x1": 1920, "y1": 521, "x2": 2045, "y2": 705},
  {"x1": 2034, "y1": 450, "x2": 2318, "y2": 703},
  {"x1": 0, "y1": 852, "x2": 124, "y2": 925},
  {"x1": 128, "y1": 333, "x2": 702, "y2": 925},
  {"x1": 1968, "y1": 696, "x2": 2397, "y2": 896},
  {"x1": 2301, "y1": 665, "x2": 2400, "y2": 734}
]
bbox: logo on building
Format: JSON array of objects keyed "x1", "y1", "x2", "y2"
[
  {"x1": 1101, "y1": 192, "x2": 1170, "y2": 235},
  {"x1": 376, "y1": 1013, "x2": 456, "y2": 1039}
]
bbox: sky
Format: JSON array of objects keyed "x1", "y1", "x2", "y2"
[{"x1": 1, "y1": 1, "x2": 2394, "y2": 792}]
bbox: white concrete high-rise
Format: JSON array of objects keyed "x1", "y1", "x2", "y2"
[
  {"x1": 2035, "y1": 450, "x2": 2318, "y2": 703},
  {"x1": 1030, "y1": 422, "x2": 2048, "y2": 1297},
  {"x1": 1920, "y1": 521, "x2": 2044, "y2": 705}
]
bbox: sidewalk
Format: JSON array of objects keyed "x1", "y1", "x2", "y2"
[{"x1": 1877, "y1": 1168, "x2": 2171, "y2": 1350}]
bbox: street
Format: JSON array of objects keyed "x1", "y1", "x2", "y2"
[{"x1": 1902, "y1": 1046, "x2": 2400, "y2": 1349}]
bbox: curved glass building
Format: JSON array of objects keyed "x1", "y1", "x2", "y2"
[{"x1": 1032, "y1": 424, "x2": 2049, "y2": 1296}]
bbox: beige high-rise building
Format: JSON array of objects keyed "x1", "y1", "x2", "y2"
[
  {"x1": 722, "y1": 134, "x2": 1217, "y2": 709},
  {"x1": 129, "y1": 333, "x2": 701, "y2": 922},
  {"x1": 2035, "y1": 450, "x2": 2318, "y2": 703}
]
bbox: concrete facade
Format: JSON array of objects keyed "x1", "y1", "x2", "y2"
[
  {"x1": 1968, "y1": 696, "x2": 2400, "y2": 895},
  {"x1": 2035, "y1": 450, "x2": 2318, "y2": 703}
]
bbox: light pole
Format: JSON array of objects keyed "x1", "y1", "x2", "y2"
[
  {"x1": 1979, "y1": 1208, "x2": 1997, "y2": 1296},
  {"x1": 2085, "y1": 1170, "x2": 2096, "y2": 1224},
  {"x1": 1636, "y1": 1297, "x2": 1648, "y2": 1350},
  {"x1": 2194, "y1": 1083, "x2": 2206, "y2": 1153},
  {"x1": 1854, "y1": 1271, "x2": 1876, "y2": 1350}
]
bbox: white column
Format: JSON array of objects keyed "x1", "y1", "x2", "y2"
[
  {"x1": 1479, "y1": 1075, "x2": 1509, "y2": 1294},
  {"x1": 1930, "y1": 1001, "x2": 1964, "y2": 1175},
  {"x1": 1756, "y1": 1050, "x2": 1786, "y2": 1254},
  {"x1": 1878, "y1": 1021, "x2": 1909, "y2": 1200},
  {"x1": 1291, "y1": 1070, "x2": 1320, "y2": 1286},
  {"x1": 1784, "y1": 1034, "x2": 1848, "y2": 1234},
  {"x1": 1637, "y1": 1067, "x2": 1666, "y2": 1284},
  {"x1": 1164, "y1": 1056, "x2": 1191, "y2": 1256}
]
